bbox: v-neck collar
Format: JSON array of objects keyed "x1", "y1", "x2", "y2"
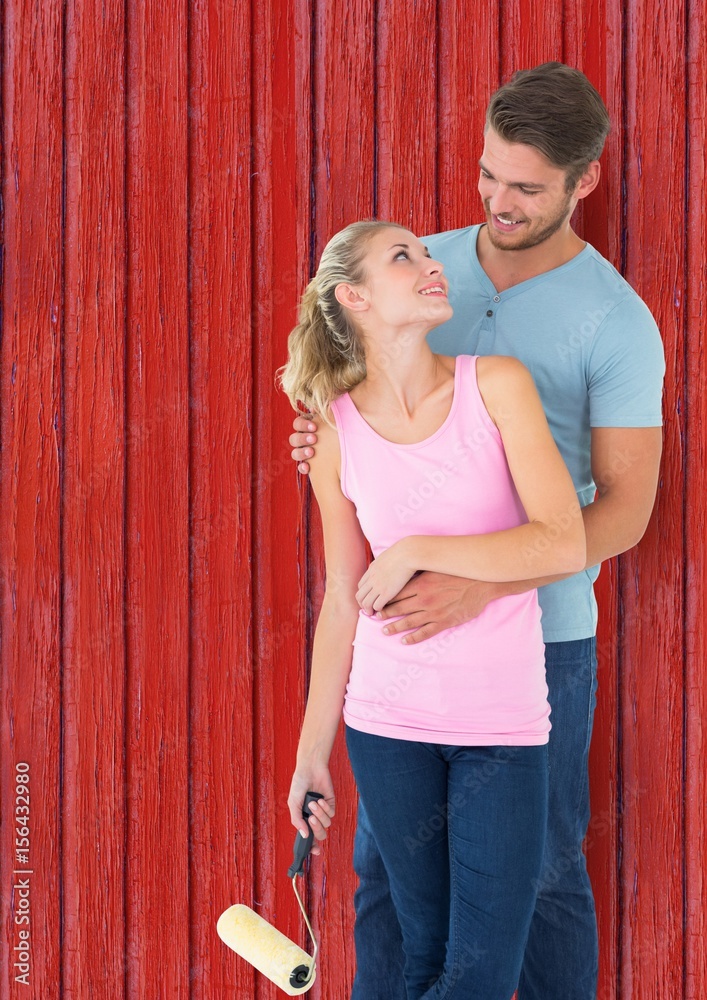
[{"x1": 468, "y1": 225, "x2": 594, "y2": 300}]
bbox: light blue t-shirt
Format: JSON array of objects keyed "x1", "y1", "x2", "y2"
[{"x1": 424, "y1": 224, "x2": 665, "y2": 642}]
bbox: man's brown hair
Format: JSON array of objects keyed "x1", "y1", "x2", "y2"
[{"x1": 486, "y1": 63, "x2": 611, "y2": 191}]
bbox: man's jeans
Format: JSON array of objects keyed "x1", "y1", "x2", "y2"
[{"x1": 350, "y1": 637, "x2": 599, "y2": 1000}]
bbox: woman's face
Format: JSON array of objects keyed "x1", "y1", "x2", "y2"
[{"x1": 353, "y1": 227, "x2": 453, "y2": 331}]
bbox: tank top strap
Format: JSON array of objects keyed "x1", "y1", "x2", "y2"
[
  {"x1": 453, "y1": 354, "x2": 502, "y2": 442},
  {"x1": 329, "y1": 393, "x2": 355, "y2": 501}
]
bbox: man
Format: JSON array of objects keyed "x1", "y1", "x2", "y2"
[{"x1": 289, "y1": 63, "x2": 664, "y2": 1000}]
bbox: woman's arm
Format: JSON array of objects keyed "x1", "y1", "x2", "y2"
[
  {"x1": 287, "y1": 419, "x2": 369, "y2": 844},
  {"x1": 356, "y1": 357, "x2": 586, "y2": 613}
]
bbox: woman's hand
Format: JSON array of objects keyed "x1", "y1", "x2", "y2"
[
  {"x1": 288, "y1": 763, "x2": 336, "y2": 854},
  {"x1": 356, "y1": 538, "x2": 417, "y2": 615}
]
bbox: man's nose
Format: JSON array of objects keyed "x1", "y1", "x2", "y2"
[{"x1": 487, "y1": 185, "x2": 514, "y2": 216}]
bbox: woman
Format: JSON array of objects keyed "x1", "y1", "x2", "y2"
[{"x1": 280, "y1": 220, "x2": 585, "y2": 999}]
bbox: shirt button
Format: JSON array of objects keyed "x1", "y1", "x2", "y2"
[
  {"x1": 486, "y1": 309, "x2": 493, "y2": 317},
  {"x1": 493, "y1": 295, "x2": 501, "y2": 302}
]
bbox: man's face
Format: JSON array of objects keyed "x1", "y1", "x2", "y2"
[{"x1": 477, "y1": 127, "x2": 578, "y2": 251}]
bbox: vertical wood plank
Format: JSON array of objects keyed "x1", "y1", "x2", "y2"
[
  {"x1": 251, "y1": 1, "x2": 312, "y2": 997},
  {"x1": 620, "y1": 1, "x2": 686, "y2": 995},
  {"x1": 124, "y1": 0, "x2": 190, "y2": 993},
  {"x1": 684, "y1": 0, "x2": 706, "y2": 994},
  {"x1": 437, "y1": 0, "x2": 500, "y2": 233},
  {"x1": 0, "y1": 1, "x2": 702, "y2": 997},
  {"x1": 376, "y1": 0, "x2": 438, "y2": 232},
  {"x1": 590, "y1": 565, "x2": 621, "y2": 1000},
  {"x1": 188, "y1": 0, "x2": 254, "y2": 994},
  {"x1": 564, "y1": 3, "x2": 625, "y2": 995},
  {"x1": 307, "y1": 2, "x2": 377, "y2": 994},
  {"x1": 500, "y1": 0, "x2": 563, "y2": 78},
  {"x1": 563, "y1": 0, "x2": 624, "y2": 262},
  {"x1": 61, "y1": 0, "x2": 127, "y2": 994},
  {"x1": 312, "y1": 0, "x2": 376, "y2": 235},
  {"x1": 0, "y1": 0, "x2": 63, "y2": 995}
]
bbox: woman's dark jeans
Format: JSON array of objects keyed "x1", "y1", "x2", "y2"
[{"x1": 346, "y1": 727, "x2": 549, "y2": 1000}]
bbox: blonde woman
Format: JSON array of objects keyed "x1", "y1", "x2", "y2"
[{"x1": 281, "y1": 220, "x2": 585, "y2": 1000}]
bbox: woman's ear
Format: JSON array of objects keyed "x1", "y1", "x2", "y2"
[{"x1": 335, "y1": 282, "x2": 369, "y2": 313}]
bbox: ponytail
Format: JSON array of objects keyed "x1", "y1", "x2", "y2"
[{"x1": 278, "y1": 220, "x2": 407, "y2": 421}]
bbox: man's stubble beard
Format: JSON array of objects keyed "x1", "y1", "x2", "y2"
[{"x1": 483, "y1": 191, "x2": 575, "y2": 252}]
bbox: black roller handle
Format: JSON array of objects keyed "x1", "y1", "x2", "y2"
[{"x1": 287, "y1": 791, "x2": 325, "y2": 879}]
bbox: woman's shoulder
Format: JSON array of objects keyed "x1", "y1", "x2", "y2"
[
  {"x1": 314, "y1": 409, "x2": 342, "y2": 447},
  {"x1": 433, "y1": 353, "x2": 528, "y2": 381},
  {"x1": 475, "y1": 356, "x2": 537, "y2": 426},
  {"x1": 476, "y1": 354, "x2": 533, "y2": 386},
  {"x1": 306, "y1": 412, "x2": 342, "y2": 488}
]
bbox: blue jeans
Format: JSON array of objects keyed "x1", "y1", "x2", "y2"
[
  {"x1": 350, "y1": 637, "x2": 599, "y2": 1000},
  {"x1": 346, "y1": 727, "x2": 548, "y2": 1000}
]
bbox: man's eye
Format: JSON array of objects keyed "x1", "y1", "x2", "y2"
[{"x1": 520, "y1": 188, "x2": 540, "y2": 196}]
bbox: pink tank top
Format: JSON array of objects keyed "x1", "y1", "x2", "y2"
[{"x1": 330, "y1": 355, "x2": 549, "y2": 746}]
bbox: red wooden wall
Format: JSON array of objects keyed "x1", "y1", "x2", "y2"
[{"x1": 0, "y1": 1, "x2": 704, "y2": 997}]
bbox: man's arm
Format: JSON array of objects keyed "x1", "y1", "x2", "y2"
[
  {"x1": 378, "y1": 425, "x2": 662, "y2": 644},
  {"x1": 583, "y1": 425, "x2": 662, "y2": 563}
]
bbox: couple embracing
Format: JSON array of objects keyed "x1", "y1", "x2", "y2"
[{"x1": 280, "y1": 63, "x2": 664, "y2": 1000}]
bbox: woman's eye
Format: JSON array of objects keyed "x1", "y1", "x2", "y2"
[{"x1": 394, "y1": 251, "x2": 409, "y2": 260}]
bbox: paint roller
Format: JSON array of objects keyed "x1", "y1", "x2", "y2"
[{"x1": 217, "y1": 791, "x2": 324, "y2": 995}]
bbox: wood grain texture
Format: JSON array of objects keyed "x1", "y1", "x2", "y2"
[
  {"x1": 500, "y1": 0, "x2": 563, "y2": 76},
  {"x1": 0, "y1": 0, "x2": 63, "y2": 996},
  {"x1": 124, "y1": 0, "x2": 190, "y2": 993},
  {"x1": 0, "y1": 0, "x2": 702, "y2": 997},
  {"x1": 684, "y1": 0, "x2": 706, "y2": 994},
  {"x1": 188, "y1": 0, "x2": 254, "y2": 995},
  {"x1": 437, "y1": 0, "x2": 501, "y2": 234},
  {"x1": 375, "y1": 0, "x2": 438, "y2": 232},
  {"x1": 61, "y1": 0, "x2": 127, "y2": 995},
  {"x1": 621, "y1": 0, "x2": 686, "y2": 994},
  {"x1": 251, "y1": 1, "x2": 313, "y2": 997},
  {"x1": 564, "y1": 3, "x2": 625, "y2": 994},
  {"x1": 307, "y1": 3, "x2": 377, "y2": 994},
  {"x1": 313, "y1": 0, "x2": 376, "y2": 235}
]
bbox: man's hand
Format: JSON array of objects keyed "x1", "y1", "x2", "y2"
[
  {"x1": 289, "y1": 414, "x2": 319, "y2": 475},
  {"x1": 375, "y1": 572, "x2": 510, "y2": 644}
]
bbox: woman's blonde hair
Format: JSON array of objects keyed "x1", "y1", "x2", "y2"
[{"x1": 278, "y1": 220, "x2": 407, "y2": 420}]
